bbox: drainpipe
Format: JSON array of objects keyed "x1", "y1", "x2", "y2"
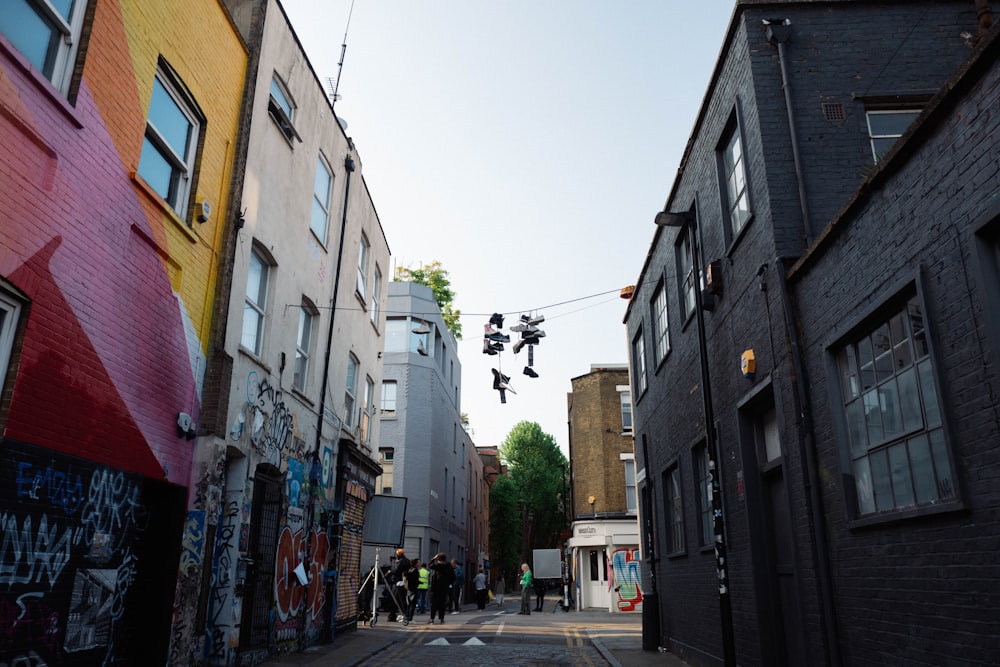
[
  {"x1": 765, "y1": 19, "x2": 813, "y2": 247},
  {"x1": 311, "y1": 153, "x2": 355, "y2": 644},
  {"x1": 975, "y1": 0, "x2": 993, "y2": 42},
  {"x1": 773, "y1": 260, "x2": 842, "y2": 666}
]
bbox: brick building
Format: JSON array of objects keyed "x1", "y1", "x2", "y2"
[
  {"x1": 624, "y1": 1, "x2": 999, "y2": 665},
  {"x1": 566, "y1": 365, "x2": 640, "y2": 612},
  {"x1": 0, "y1": 0, "x2": 247, "y2": 664}
]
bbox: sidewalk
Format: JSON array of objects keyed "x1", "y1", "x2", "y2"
[{"x1": 263, "y1": 603, "x2": 688, "y2": 666}]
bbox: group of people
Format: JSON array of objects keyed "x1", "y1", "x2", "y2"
[{"x1": 383, "y1": 549, "x2": 470, "y2": 624}]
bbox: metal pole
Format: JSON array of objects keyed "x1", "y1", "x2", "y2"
[{"x1": 690, "y1": 219, "x2": 736, "y2": 666}]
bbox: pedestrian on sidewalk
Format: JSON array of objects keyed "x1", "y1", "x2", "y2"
[
  {"x1": 404, "y1": 558, "x2": 421, "y2": 622},
  {"x1": 533, "y1": 576, "x2": 546, "y2": 611},
  {"x1": 518, "y1": 563, "x2": 533, "y2": 615},
  {"x1": 450, "y1": 559, "x2": 464, "y2": 614},
  {"x1": 494, "y1": 574, "x2": 505, "y2": 609},
  {"x1": 416, "y1": 562, "x2": 429, "y2": 614},
  {"x1": 428, "y1": 552, "x2": 454, "y2": 624},
  {"x1": 473, "y1": 565, "x2": 488, "y2": 610}
]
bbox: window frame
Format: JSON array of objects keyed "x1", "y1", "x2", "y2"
[
  {"x1": 241, "y1": 246, "x2": 271, "y2": 358},
  {"x1": 293, "y1": 301, "x2": 316, "y2": 392},
  {"x1": 827, "y1": 278, "x2": 960, "y2": 524},
  {"x1": 631, "y1": 328, "x2": 647, "y2": 398},
  {"x1": 693, "y1": 443, "x2": 712, "y2": 547},
  {"x1": 356, "y1": 234, "x2": 369, "y2": 303},
  {"x1": 623, "y1": 456, "x2": 637, "y2": 514},
  {"x1": 651, "y1": 279, "x2": 670, "y2": 366},
  {"x1": 370, "y1": 265, "x2": 382, "y2": 327},
  {"x1": 344, "y1": 353, "x2": 359, "y2": 427},
  {"x1": 0, "y1": 283, "x2": 26, "y2": 391},
  {"x1": 137, "y1": 62, "x2": 204, "y2": 221},
  {"x1": 866, "y1": 109, "x2": 921, "y2": 163},
  {"x1": 676, "y1": 228, "x2": 696, "y2": 321},
  {"x1": 267, "y1": 74, "x2": 300, "y2": 143},
  {"x1": 1, "y1": 0, "x2": 88, "y2": 95},
  {"x1": 619, "y1": 387, "x2": 632, "y2": 433},
  {"x1": 310, "y1": 154, "x2": 333, "y2": 244},
  {"x1": 719, "y1": 115, "x2": 752, "y2": 239},
  {"x1": 664, "y1": 464, "x2": 685, "y2": 555},
  {"x1": 380, "y1": 380, "x2": 397, "y2": 415}
]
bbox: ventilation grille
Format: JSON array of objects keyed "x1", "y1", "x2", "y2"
[{"x1": 822, "y1": 102, "x2": 846, "y2": 121}]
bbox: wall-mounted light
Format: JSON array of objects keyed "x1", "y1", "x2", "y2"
[{"x1": 177, "y1": 412, "x2": 196, "y2": 440}]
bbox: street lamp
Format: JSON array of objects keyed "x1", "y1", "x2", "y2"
[{"x1": 654, "y1": 210, "x2": 736, "y2": 667}]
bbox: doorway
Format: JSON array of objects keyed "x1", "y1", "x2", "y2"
[{"x1": 585, "y1": 548, "x2": 609, "y2": 609}]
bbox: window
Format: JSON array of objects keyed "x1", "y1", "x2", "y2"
[
  {"x1": 651, "y1": 281, "x2": 669, "y2": 365},
  {"x1": 381, "y1": 380, "x2": 397, "y2": 414},
  {"x1": 1, "y1": 0, "x2": 87, "y2": 93},
  {"x1": 631, "y1": 330, "x2": 646, "y2": 396},
  {"x1": 138, "y1": 65, "x2": 202, "y2": 218},
  {"x1": 619, "y1": 389, "x2": 632, "y2": 432},
  {"x1": 268, "y1": 75, "x2": 298, "y2": 142},
  {"x1": 664, "y1": 465, "x2": 684, "y2": 554},
  {"x1": 380, "y1": 449, "x2": 394, "y2": 462},
  {"x1": 344, "y1": 354, "x2": 358, "y2": 427},
  {"x1": 361, "y1": 376, "x2": 374, "y2": 442},
  {"x1": 624, "y1": 458, "x2": 637, "y2": 513},
  {"x1": 866, "y1": 110, "x2": 920, "y2": 163},
  {"x1": 677, "y1": 229, "x2": 696, "y2": 319},
  {"x1": 241, "y1": 248, "x2": 269, "y2": 356},
  {"x1": 344, "y1": 354, "x2": 358, "y2": 426},
  {"x1": 721, "y1": 122, "x2": 751, "y2": 237},
  {"x1": 693, "y1": 444, "x2": 712, "y2": 546},
  {"x1": 0, "y1": 286, "x2": 24, "y2": 388},
  {"x1": 311, "y1": 156, "x2": 333, "y2": 242},
  {"x1": 371, "y1": 265, "x2": 382, "y2": 326},
  {"x1": 836, "y1": 293, "x2": 954, "y2": 516},
  {"x1": 293, "y1": 303, "x2": 314, "y2": 392},
  {"x1": 356, "y1": 234, "x2": 369, "y2": 301},
  {"x1": 411, "y1": 319, "x2": 431, "y2": 356},
  {"x1": 383, "y1": 318, "x2": 408, "y2": 353}
]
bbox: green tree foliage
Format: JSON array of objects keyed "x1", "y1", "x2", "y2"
[
  {"x1": 488, "y1": 474, "x2": 522, "y2": 583},
  {"x1": 394, "y1": 261, "x2": 462, "y2": 339},
  {"x1": 498, "y1": 421, "x2": 569, "y2": 563}
]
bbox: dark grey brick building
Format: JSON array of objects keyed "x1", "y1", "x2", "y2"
[{"x1": 624, "y1": 2, "x2": 999, "y2": 665}]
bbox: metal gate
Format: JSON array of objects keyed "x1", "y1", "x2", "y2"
[{"x1": 239, "y1": 466, "x2": 283, "y2": 652}]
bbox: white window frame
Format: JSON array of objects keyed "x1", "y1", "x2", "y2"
[
  {"x1": 651, "y1": 282, "x2": 669, "y2": 365},
  {"x1": 310, "y1": 155, "x2": 333, "y2": 243},
  {"x1": 356, "y1": 234, "x2": 369, "y2": 301},
  {"x1": 1, "y1": 0, "x2": 87, "y2": 94},
  {"x1": 268, "y1": 74, "x2": 299, "y2": 143},
  {"x1": 631, "y1": 330, "x2": 647, "y2": 397},
  {"x1": 344, "y1": 354, "x2": 359, "y2": 427},
  {"x1": 0, "y1": 287, "x2": 24, "y2": 387},
  {"x1": 622, "y1": 454, "x2": 637, "y2": 514},
  {"x1": 618, "y1": 387, "x2": 632, "y2": 433},
  {"x1": 241, "y1": 248, "x2": 270, "y2": 356},
  {"x1": 361, "y1": 376, "x2": 374, "y2": 442},
  {"x1": 678, "y1": 230, "x2": 696, "y2": 319},
  {"x1": 293, "y1": 303, "x2": 314, "y2": 392},
  {"x1": 138, "y1": 65, "x2": 201, "y2": 219},
  {"x1": 722, "y1": 124, "x2": 751, "y2": 237},
  {"x1": 866, "y1": 109, "x2": 921, "y2": 163},
  {"x1": 381, "y1": 380, "x2": 397, "y2": 414},
  {"x1": 370, "y1": 265, "x2": 382, "y2": 327}
]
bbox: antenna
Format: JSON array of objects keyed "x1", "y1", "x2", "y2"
[{"x1": 328, "y1": 0, "x2": 356, "y2": 107}]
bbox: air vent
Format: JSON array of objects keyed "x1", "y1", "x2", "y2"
[{"x1": 822, "y1": 102, "x2": 846, "y2": 121}]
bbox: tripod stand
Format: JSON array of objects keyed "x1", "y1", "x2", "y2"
[{"x1": 358, "y1": 546, "x2": 408, "y2": 627}]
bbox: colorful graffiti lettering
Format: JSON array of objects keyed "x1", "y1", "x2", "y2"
[
  {"x1": 16, "y1": 461, "x2": 85, "y2": 515},
  {"x1": 612, "y1": 548, "x2": 642, "y2": 612},
  {"x1": 180, "y1": 511, "x2": 206, "y2": 577},
  {"x1": 274, "y1": 526, "x2": 305, "y2": 622}
]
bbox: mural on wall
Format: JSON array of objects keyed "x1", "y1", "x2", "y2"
[
  {"x1": 1, "y1": 441, "x2": 181, "y2": 665},
  {"x1": 233, "y1": 372, "x2": 309, "y2": 466},
  {"x1": 612, "y1": 548, "x2": 643, "y2": 612}
]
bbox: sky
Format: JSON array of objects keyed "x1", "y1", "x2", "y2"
[{"x1": 280, "y1": 0, "x2": 736, "y2": 456}]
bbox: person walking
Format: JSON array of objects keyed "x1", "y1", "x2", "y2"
[
  {"x1": 518, "y1": 563, "x2": 533, "y2": 615},
  {"x1": 533, "y1": 576, "x2": 546, "y2": 611},
  {"x1": 450, "y1": 559, "x2": 464, "y2": 614},
  {"x1": 404, "y1": 558, "x2": 421, "y2": 622},
  {"x1": 473, "y1": 566, "x2": 488, "y2": 610},
  {"x1": 416, "y1": 562, "x2": 430, "y2": 614},
  {"x1": 428, "y1": 552, "x2": 454, "y2": 624}
]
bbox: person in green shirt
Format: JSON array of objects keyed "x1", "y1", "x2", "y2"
[
  {"x1": 518, "y1": 563, "x2": 533, "y2": 615},
  {"x1": 417, "y1": 563, "x2": 430, "y2": 614}
]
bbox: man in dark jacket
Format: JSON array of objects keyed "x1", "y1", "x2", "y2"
[{"x1": 428, "y1": 552, "x2": 455, "y2": 624}]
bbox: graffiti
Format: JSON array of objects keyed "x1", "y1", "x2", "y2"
[
  {"x1": 101, "y1": 549, "x2": 137, "y2": 666},
  {"x1": 274, "y1": 526, "x2": 305, "y2": 622},
  {"x1": 0, "y1": 512, "x2": 82, "y2": 590},
  {"x1": 306, "y1": 530, "x2": 329, "y2": 623},
  {"x1": 79, "y1": 469, "x2": 149, "y2": 557},
  {"x1": 286, "y1": 460, "x2": 304, "y2": 508},
  {"x1": 0, "y1": 650, "x2": 49, "y2": 666},
  {"x1": 611, "y1": 548, "x2": 643, "y2": 612},
  {"x1": 241, "y1": 372, "x2": 295, "y2": 464},
  {"x1": 16, "y1": 462, "x2": 85, "y2": 515},
  {"x1": 180, "y1": 511, "x2": 206, "y2": 577},
  {"x1": 64, "y1": 568, "x2": 116, "y2": 652},
  {"x1": 0, "y1": 595, "x2": 59, "y2": 655},
  {"x1": 207, "y1": 502, "x2": 239, "y2": 663}
]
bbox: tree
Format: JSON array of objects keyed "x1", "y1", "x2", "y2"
[
  {"x1": 394, "y1": 261, "x2": 462, "y2": 339},
  {"x1": 488, "y1": 474, "x2": 522, "y2": 584},
  {"x1": 498, "y1": 421, "x2": 568, "y2": 563}
]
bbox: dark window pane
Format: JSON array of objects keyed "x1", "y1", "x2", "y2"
[
  {"x1": 868, "y1": 111, "x2": 919, "y2": 136},
  {"x1": 863, "y1": 388, "x2": 883, "y2": 444},
  {"x1": 870, "y1": 449, "x2": 892, "y2": 512},
  {"x1": 137, "y1": 136, "x2": 174, "y2": 202},
  {"x1": 1, "y1": 1, "x2": 60, "y2": 77},
  {"x1": 917, "y1": 359, "x2": 941, "y2": 427},
  {"x1": 872, "y1": 323, "x2": 893, "y2": 381},
  {"x1": 907, "y1": 299, "x2": 928, "y2": 357},
  {"x1": 888, "y1": 442, "x2": 914, "y2": 508},
  {"x1": 846, "y1": 398, "x2": 867, "y2": 456},
  {"x1": 149, "y1": 78, "x2": 192, "y2": 158},
  {"x1": 853, "y1": 457, "x2": 876, "y2": 515},
  {"x1": 896, "y1": 367, "x2": 922, "y2": 432},
  {"x1": 929, "y1": 429, "x2": 954, "y2": 499},
  {"x1": 908, "y1": 435, "x2": 937, "y2": 504},
  {"x1": 858, "y1": 338, "x2": 876, "y2": 391},
  {"x1": 889, "y1": 312, "x2": 912, "y2": 369},
  {"x1": 880, "y1": 380, "x2": 903, "y2": 440}
]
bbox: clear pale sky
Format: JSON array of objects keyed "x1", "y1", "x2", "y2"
[{"x1": 281, "y1": 0, "x2": 736, "y2": 455}]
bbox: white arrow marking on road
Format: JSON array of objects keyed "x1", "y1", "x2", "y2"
[
  {"x1": 463, "y1": 637, "x2": 485, "y2": 645},
  {"x1": 426, "y1": 638, "x2": 450, "y2": 645}
]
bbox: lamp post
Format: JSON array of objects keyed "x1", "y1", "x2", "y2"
[{"x1": 654, "y1": 210, "x2": 736, "y2": 666}]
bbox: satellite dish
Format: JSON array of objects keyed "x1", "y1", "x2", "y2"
[{"x1": 337, "y1": 116, "x2": 348, "y2": 131}]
